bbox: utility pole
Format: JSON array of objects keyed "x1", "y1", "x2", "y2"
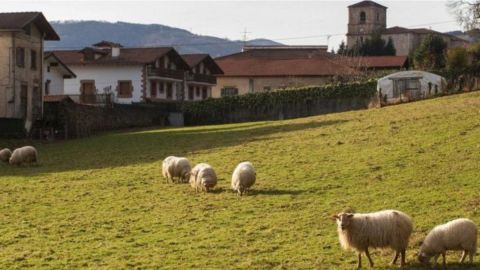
[{"x1": 241, "y1": 28, "x2": 251, "y2": 51}]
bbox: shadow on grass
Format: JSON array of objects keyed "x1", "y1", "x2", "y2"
[{"x1": 0, "y1": 119, "x2": 348, "y2": 176}]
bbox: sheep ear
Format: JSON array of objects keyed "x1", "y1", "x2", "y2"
[{"x1": 332, "y1": 215, "x2": 339, "y2": 221}]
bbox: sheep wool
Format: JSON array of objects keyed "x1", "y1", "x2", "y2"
[
  {"x1": 334, "y1": 209, "x2": 412, "y2": 269},
  {"x1": 231, "y1": 161, "x2": 256, "y2": 196},
  {"x1": 0, "y1": 148, "x2": 12, "y2": 163},
  {"x1": 9, "y1": 146, "x2": 38, "y2": 165},
  {"x1": 162, "y1": 156, "x2": 177, "y2": 181},
  {"x1": 418, "y1": 218, "x2": 477, "y2": 268},
  {"x1": 189, "y1": 163, "x2": 217, "y2": 192}
]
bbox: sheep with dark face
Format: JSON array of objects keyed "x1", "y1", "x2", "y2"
[
  {"x1": 0, "y1": 148, "x2": 12, "y2": 163},
  {"x1": 333, "y1": 210, "x2": 413, "y2": 269},
  {"x1": 418, "y1": 218, "x2": 477, "y2": 269},
  {"x1": 9, "y1": 146, "x2": 38, "y2": 166},
  {"x1": 231, "y1": 161, "x2": 256, "y2": 196}
]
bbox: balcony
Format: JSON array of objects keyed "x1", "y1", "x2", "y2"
[
  {"x1": 147, "y1": 67, "x2": 185, "y2": 80},
  {"x1": 187, "y1": 73, "x2": 217, "y2": 85}
]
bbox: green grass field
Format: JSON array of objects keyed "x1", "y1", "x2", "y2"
[{"x1": 1, "y1": 92, "x2": 480, "y2": 269}]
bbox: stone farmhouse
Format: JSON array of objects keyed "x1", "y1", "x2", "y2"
[
  {"x1": 48, "y1": 41, "x2": 223, "y2": 104},
  {"x1": 0, "y1": 12, "x2": 59, "y2": 133},
  {"x1": 346, "y1": 0, "x2": 470, "y2": 56}
]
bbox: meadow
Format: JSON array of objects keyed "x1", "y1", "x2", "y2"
[{"x1": 1, "y1": 92, "x2": 480, "y2": 269}]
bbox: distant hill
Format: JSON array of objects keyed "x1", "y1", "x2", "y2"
[{"x1": 46, "y1": 21, "x2": 282, "y2": 57}]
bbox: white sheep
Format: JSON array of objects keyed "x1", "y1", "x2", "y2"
[
  {"x1": 9, "y1": 146, "x2": 38, "y2": 166},
  {"x1": 162, "y1": 156, "x2": 177, "y2": 182},
  {"x1": 231, "y1": 161, "x2": 256, "y2": 196},
  {"x1": 333, "y1": 209, "x2": 413, "y2": 269},
  {"x1": 418, "y1": 218, "x2": 477, "y2": 269},
  {"x1": 163, "y1": 156, "x2": 191, "y2": 183},
  {"x1": 0, "y1": 148, "x2": 12, "y2": 163},
  {"x1": 189, "y1": 163, "x2": 217, "y2": 192}
]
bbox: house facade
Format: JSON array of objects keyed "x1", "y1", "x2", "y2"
[
  {"x1": 346, "y1": 0, "x2": 470, "y2": 56},
  {"x1": 212, "y1": 46, "x2": 358, "y2": 97},
  {"x1": 0, "y1": 12, "x2": 59, "y2": 132}
]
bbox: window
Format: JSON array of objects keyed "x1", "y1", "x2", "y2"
[
  {"x1": 221, "y1": 87, "x2": 238, "y2": 97},
  {"x1": 150, "y1": 81, "x2": 157, "y2": 97},
  {"x1": 360, "y1": 11, "x2": 366, "y2": 24},
  {"x1": 166, "y1": 82, "x2": 173, "y2": 99},
  {"x1": 117, "y1": 80, "x2": 132, "y2": 98},
  {"x1": 201, "y1": 87, "x2": 207, "y2": 99},
  {"x1": 31, "y1": 50, "x2": 37, "y2": 70},
  {"x1": 45, "y1": 80, "x2": 51, "y2": 95},
  {"x1": 188, "y1": 86, "x2": 194, "y2": 100},
  {"x1": 16, "y1": 47, "x2": 25, "y2": 68}
]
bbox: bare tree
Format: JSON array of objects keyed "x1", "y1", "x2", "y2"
[{"x1": 447, "y1": 0, "x2": 480, "y2": 30}]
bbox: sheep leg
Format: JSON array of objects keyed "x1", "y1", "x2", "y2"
[
  {"x1": 357, "y1": 252, "x2": 362, "y2": 269},
  {"x1": 460, "y1": 250, "x2": 467, "y2": 263},
  {"x1": 400, "y1": 250, "x2": 406, "y2": 267},
  {"x1": 391, "y1": 251, "x2": 399, "y2": 265},
  {"x1": 441, "y1": 252, "x2": 446, "y2": 270},
  {"x1": 365, "y1": 248, "x2": 374, "y2": 267}
]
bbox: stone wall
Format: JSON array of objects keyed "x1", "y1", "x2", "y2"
[{"x1": 43, "y1": 101, "x2": 174, "y2": 139}]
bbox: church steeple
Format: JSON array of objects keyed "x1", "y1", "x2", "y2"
[{"x1": 346, "y1": 1, "x2": 387, "y2": 48}]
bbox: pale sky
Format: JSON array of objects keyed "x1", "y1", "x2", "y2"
[{"x1": 0, "y1": 0, "x2": 461, "y2": 50}]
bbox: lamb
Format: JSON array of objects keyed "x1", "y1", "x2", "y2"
[
  {"x1": 189, "y1": 163, "x2": 217, "y2": 192},
  {"x1": 418, "y1": 218, "x2": 477, "y2": 269},
  {"x1": 0, "y1": 148, "x2": 12, "y2": 163},
  {"x1": 163, "y1": 156, "x2": 191, "y2": 183},
  {"x1": 333, "y1": 209, "x2": 413, "y2": 269},
  {"x1": 9, "y1": 146, "x2": 38, "y2": 166},
  {"x1": 231, "y1": 161, "x2": 256, "y2": 196},
  {"x1": 162, "y1": 156, "x2": 177, "y2": 182}
]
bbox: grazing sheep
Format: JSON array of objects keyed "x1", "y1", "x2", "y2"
[
  {"x1": 189, "y1": 163, "x2": 217, "y2": 192},
  {"x1": 231, "y1": 161, "x2": 256, "y2": 196},
  {"x1": 162, "y1": 156, "x2": 177, "y2": 182},
  {"x1": 333, "y1": 209, "x2": 413, "y2": 269},
  {"x1": 9, "y1": 146, "x2": 38, "y2": 166},
  {"x1": 0, "y1": 148, "x2": 12, "y2": 163},
  {"x1": 164, "y1": 157, "x2": 191, "y2": 183},
  {"x1": 418, "y1": 218, "x2": 477, "y2": 269}
]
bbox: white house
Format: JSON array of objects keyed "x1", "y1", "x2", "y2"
[
  {"x1": 377, "y1": 70, "x2": 447, "y2": 104},
  {"x1": 50, "y1": 41, "x2": 193, "y2": 105},
  {"x1": 44, "y1": 52, "x2": 76, "y2": 96}
]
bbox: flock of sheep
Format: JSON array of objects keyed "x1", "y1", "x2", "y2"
[
  {"x1": 2, "y1": 147, "x2": 478, "y2": 269},
  {"x1": 161, "y1": 156, "x2": 256, "y2": 195},
  {"x1": 0, "y1": 146, "x2": 37, "y2": 165},
  {"x1": 334, "y1": 209, "x2": 477, "y2": 269}
]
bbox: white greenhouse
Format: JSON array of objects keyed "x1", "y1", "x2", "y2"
[{"x1": 377, "y1": 71, "x2": 447, "y2": 104}]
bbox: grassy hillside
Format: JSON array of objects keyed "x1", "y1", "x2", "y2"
[{"x1": 1, "y1": 92, "x2": 480, "y2": 269}]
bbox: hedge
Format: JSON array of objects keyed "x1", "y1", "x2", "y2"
[{"x1": 182, "y1": 80, "x2": 377, "y2": 123}]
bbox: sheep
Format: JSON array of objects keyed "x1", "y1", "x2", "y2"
[
  {"x1": 189, "y1": 163, "x2": 217, "y2": 192},
  {"x1": 162, "y1": 156, "x2": 177, "y2": 182},
  {"x1": 163, "y1": 156, "x2": 191, "y2": 183},
  {"x1": 0, "y1": 148, "x2": 12, "y2": 163},
  {"x1": 418, "y1": 218, "x2": 477, "y2": 269},
  {"x1": 9, "y1": 146, "x2": 38, "y2": 166},
  {"x1": 333, "y1": 209, "x2": 413, "y2": 269},
  {"x1": 231, "y1": 161, "x2": 256, "y2": 196}
]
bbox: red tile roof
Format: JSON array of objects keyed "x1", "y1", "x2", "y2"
[
  {"x1": 348, "y1": 0, "x2": 387, "y2": 9},
  {"x1": 215, "y1": 56, "x2": 357, "y2": 77},
  {"x1": 0, "y1": 12, "x2": 59, "y2": 40},
  {"x1": 182, "y1": 54, "x2": 223, "y2": 74},
  {"x1": 51, "y1": 47, "x2": 190, "y2": 69}
]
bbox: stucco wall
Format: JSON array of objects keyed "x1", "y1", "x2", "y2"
[
  {"x1": 63, "y1": 65, "x2": 143, "y2": 104},
  {"x1": 212, "y1": 76, "x2": 332, "y2": 98}
]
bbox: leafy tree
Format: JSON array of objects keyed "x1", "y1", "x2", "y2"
[{"x1": 413, "y1": 34, "x2": 447, "y2": 70}]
